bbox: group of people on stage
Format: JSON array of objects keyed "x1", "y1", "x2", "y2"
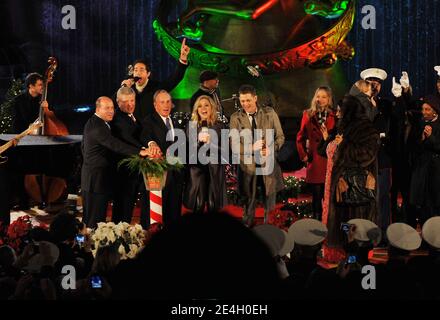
[
  {"x1": 297, "y1": 67, "x2": 440, "y2": 255},
  {"x1": 3, "y1": 38, "x2": 440, "y2": 256},
  {"x1": 78, "y1": 39, "x2": 285, "y2": 230}
]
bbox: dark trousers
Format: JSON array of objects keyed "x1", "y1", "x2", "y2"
[
  {"x1": 112, "y1": 172, "x2": 148, "y2": 225},
  {"x1": 82, "y1": 190, "x2": 110, "y2": 228},
  {"x1": 239, "y1": 169, "x2": 276, "y2": 226},
  {"x1": 310, "y1": 183, "x2": 324, "y2": 220},
  {"x1": 378, "y1": 168, "x2": 392, "y2": 233}
]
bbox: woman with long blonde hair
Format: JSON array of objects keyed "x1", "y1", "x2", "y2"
[
  {"x1": 183, "y1": 95, "x2": 227, "y2": 213},
  {"x1": 296, "y1": 86, "x2": 336, "y2": 220}
]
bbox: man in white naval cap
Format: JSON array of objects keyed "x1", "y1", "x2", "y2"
[
  {"x1": 285, "y1": 219, "x2": 338, "y2": 298},
  {"x1": 376, "y1": 223, "x2": 422, "y2": 299},
  {"x1": 344, "y1": 219, "x2": 382, "y2": 266},
  {"x1": 360, "y1": 68, "x2": 401, "y2": 239}
]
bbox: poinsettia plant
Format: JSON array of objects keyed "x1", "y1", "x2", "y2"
[
  {"x1": 91, "y1": 222, "x2": 146, "y2": 260},
  {"x1": 0, "y1": 216, "x2": 47, "y2": 254}
]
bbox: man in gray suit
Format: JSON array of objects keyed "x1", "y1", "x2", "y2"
[{"x1": 229, "y1": 85, "x2": 285, "y2": 227}]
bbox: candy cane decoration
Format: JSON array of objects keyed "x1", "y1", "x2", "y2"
[
  {"x1": 143, "y1": 172, "x2": 167, "y2": 225},
  {"x1": 149, "y1": 190, "x2": 163, "y2": 224}
]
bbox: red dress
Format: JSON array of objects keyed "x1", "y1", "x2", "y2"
[
  {"x1": 322, "y1": 139, "x2": 346, "y2": 263},
  {"x1": 296, "y1": 111, "x2": 336, "y2": 184}
]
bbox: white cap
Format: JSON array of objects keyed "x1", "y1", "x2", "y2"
[
  {"x1": 348, "y1": 219, "x2": 382, "y2": 243},
  {"x1": 253, "y1": 224, "x2": 286, "y2": 257},
  {"x1": 24, "y1": 241, "x2": 60, "y2": 273},
  {"x1": 360, "y1": 68, "x2": 388, "y2": 82},
  {"x1": 422, "y1": 217, "x2": 440, "y2": 249},
  {"x1": 386, "y1": 223, "x2": 422, "y2": 251},
  {"x1": 288, "y1": 219, "x2": 328, "y2": 246},
  {"x1": 279, "y1": 230, "x2": 295, "y2": 257}
]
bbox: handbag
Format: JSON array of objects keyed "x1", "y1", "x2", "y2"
[{"x1": 336, "y1": 167, "x2": 376, "y2": 206}]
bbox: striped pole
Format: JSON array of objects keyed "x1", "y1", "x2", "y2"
[
  {"x1": 143, "y1": 173, "x2": 166, "y2": 225},
  {"x1": 149, "y1": 190, "x2": 163, "y2": 224}
]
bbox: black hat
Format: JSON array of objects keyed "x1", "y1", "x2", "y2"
[
  {"x1": 422, "y1": 95, "x2": 440, "y2": 114},
  {"x1": 199, "y1": 70, "x2": 218, "y2": 83}
]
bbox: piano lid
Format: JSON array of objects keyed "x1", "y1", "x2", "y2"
[{"x1": 0, "y1": 135, "x2": 82, "y2": 146}]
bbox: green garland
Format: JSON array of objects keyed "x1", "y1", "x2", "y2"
[
  {"x1": 277, "y1": 176, "x2": 306, "y2": 203},
  {"x1": 118, "y1": 154, "x2": 184, "y2": 177},
  {"x1": 0, "y1": 79, "x2": 23, "y2": 133}
]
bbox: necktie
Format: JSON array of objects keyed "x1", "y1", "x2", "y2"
[
  {"x1": 129, "y1": 113, "x2": 136, "y2": 123},
  {"x1": 165, "y1": 117, "x2": 171, "y2": 131},
  {"x1": 250, "y1": 113, "x2": 257, "y2": 140},
  {"x1": 105, "y1": 122, "x2": 111, "y2": 130}
]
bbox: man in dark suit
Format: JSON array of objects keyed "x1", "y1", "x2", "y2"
[
  {"x1": 140, "y1": 90, "x2": 183, "y2": 226},
  {"x1": 111, "y1": 87, "x2": 150, "y2": 228},
  {"x1": 81, "y1": 96, "x2": 150, "y2": 228},
  {"x1": 120, "y1": 39, "x2": 191, "y2": 121}
]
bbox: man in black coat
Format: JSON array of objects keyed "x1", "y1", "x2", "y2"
[
  {"x1": 140, "y1": 90, "x2": 183, "y2": 226},
  {"x1": 189, "y1": 70, "x2": 223, "y2": 117},
  {"x1": 360, "y1": 68, "x2": 395, "y2": 236},
  {"x1": 8, "y1": 73, "x2": 49, "y2": 210},
  {"x1": 11, "y1": 73, "x2": 47, "y2": 134},
  {"x1": 111, "y1": 87, "x2": 150, "y2": 228},
  {"x1": 81, "y1": 96, "x2": 150, "y2": 228},
  {"x1": 120, "y1": 39, "x2": 191, "y2": 121}
]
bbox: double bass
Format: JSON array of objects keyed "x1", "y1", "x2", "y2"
[{"x1": 24, "y1": 57, "x2": 69, "y2": 208}]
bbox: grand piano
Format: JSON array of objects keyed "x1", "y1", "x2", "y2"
[{"x1": 0, "y1": 134, "x2": 83, "y2": 211}]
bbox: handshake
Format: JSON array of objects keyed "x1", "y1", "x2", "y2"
[{"x1": 391, "y1": 72, "x2": 411, "y2": 98}]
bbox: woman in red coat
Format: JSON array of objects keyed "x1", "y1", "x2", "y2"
[{"x1": 296, "y1": 86, "x2": 336, "y2": 220}]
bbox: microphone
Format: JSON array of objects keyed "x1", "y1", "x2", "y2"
[
  {"x1": 247, "y1": 65, "x2": 260, "y2": 78},
  {"x1": 121, "y1": 76, "x2": 141, "y2": 87}
]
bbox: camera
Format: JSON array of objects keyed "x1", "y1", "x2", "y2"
[
  {"x1": 90, "y1": 275, "x2": 103, "y2": 289},
  {"x1": 340, "y1": 223, "x2": 353, "y2": 233},
  {"x1": 346, "y1": 255, "x2": 357, "y2": 265},
  {"x1": 76, "y1": 234, "x2": 85, "y2": 245}
]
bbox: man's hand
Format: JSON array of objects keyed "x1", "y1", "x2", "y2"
[
  {"x1": 139, "y1": 148, "x2": 151, "y2": 158},
  {"x1": 148, "y1": 141, "x2": 163, "y2": 157},
  {"x1": 252, "y1": 140, "x2": 264, "y2": 152},
  {"x1": 121, "y1": 79, "x2": 135, "y2": 87},
  {"x1": 11, "y1": 138, "x2": 19, "y2": 147},
  {"x1": 400, "y1": 71, "x2": 410, "y2": 89},
  {"x1": 261, "y1": 146, "x2": 270, "y2": 157},
  {"x1": 391, "y1": 77, "x2": 402, "y2": 98},
  {"x1": 180, "y1": 38, "x2": 191, "y2": 63},
  {"x1": 424, "y1": 125, "x2": 433, "y2": 139},
  {"x1": 41, "y1": 100, "x2": 49, "y2": 109}
]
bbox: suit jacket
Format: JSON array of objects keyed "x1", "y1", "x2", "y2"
[
  {"x1": 229, "y1": 106, "x2": 285, "y2": 195},
  {"x1": 133, "y1": 62, "x2": 188, "y2": 121},
  {"x1": 111, "y1": 109, "x2": 144, "y2": 150},
  {"x1": 81, "y1": 114, "x2": 140, "y2": 194},
  {"x1": 11, "y1": 91, "x2": 41, "y2": 133},
  {"x1": 140, "y1": 111, "x2": 177, "y2": 154}
]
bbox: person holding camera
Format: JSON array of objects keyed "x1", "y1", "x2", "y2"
[{"x1": 296, "y1": 86, "x2": 336, "y2": 221}]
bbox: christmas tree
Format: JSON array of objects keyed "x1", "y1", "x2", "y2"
[{"x1": 0, "y1": 79, "x2": 24, "y2": 133}]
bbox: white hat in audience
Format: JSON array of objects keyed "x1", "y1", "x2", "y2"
[
  {"x1": 24, "y1": 241, "x2": 60, "y2": 273},
  {"x1": 422, "y1": 217, "x2": 440, "y2": 249},
  {"x1": 360, "y1": 68, "x2": 388, "y2": 82},
  {"x1": 253, "y1": 224, "x2": 285, "y2": 257},
  {"x1": 279, "y1": 230, "x2": 295, "y2": 257},
  {"x1": 288, "y1": 219, "x2": 328, "y2": 246},
  {"x1": 348, "y1": 219, "x2": 382, "y2": 244},
  {"x1": 386, "y1": 223, "x2": 422, "y2": 251}
]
